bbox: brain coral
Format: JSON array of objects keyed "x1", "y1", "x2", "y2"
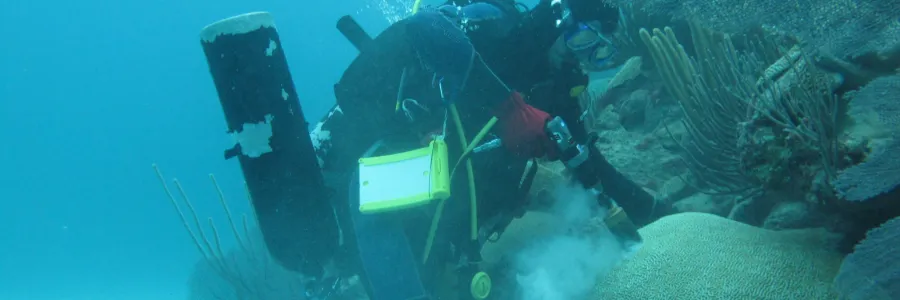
[{"x1": 594, "y1": 212, "x2": 844, "y2": 299}]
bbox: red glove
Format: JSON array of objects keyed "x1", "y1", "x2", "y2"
[{"x1": 491, "y1": 91, "x2": 559, "y2": 159}]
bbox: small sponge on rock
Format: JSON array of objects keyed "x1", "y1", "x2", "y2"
[{"x1": 594, "y1": 212, "x2": 844, "y2": 299}]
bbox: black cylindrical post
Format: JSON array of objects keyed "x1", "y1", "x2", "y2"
[
  {"x1": 199, "y1": 11, "x2": 338, "y2": 276},
  {"x1": 337, "y1": 15, "x2": 373, "y2": 52}
]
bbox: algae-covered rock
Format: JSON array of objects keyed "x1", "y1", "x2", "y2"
[
  {"x1": 594, "y1": 212, "x2": 844, "y2": 300},
  {"x1": 656, "y1": 174, "x2": 695, "y2": 203},
  {"x1": 672, "y1": 193, "x2": 733, "y2": 217},
  {"x1": 763, "y1": 201, "x2": 827, "y2": 230},
  {"x1": 596, "y1": 127, "x2": 684, "y2": 191}
]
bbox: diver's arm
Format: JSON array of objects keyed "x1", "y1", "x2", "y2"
[
  {"x1": 576, "y1": 144, "x2": 669, "y2": 227},
  {"x1": 547, "y1": 73, "x2": 673, "y2": 227},
  {"x1": 404, "y1": 7, "x2": 561, "y2": 159},
  {"x1": 461, "y1": 54, "x2": 559, "y2": 159}
]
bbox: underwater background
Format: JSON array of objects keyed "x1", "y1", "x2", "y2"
[
  {"x1": 0, "y1": 0, "x2": 446, "y2": 298},
  {"x1": 2, "y1": 0, "x2": 899, "y2": 299}
]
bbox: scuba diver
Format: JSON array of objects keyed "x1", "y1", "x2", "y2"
[{"x1": 204, "y1": 0, "x2": 673, "y2": 299}]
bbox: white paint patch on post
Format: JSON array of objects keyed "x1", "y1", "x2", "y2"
[
  {"x1": 309, "y1": 105, "x2": 344, "y2": 167},
  {"x1": 199, "y1": 12, "x2": 276, "y2": 43},
  {"x1": 310, "y1": 122, "x2": 331, "y2": 167},
  {"x1": 230, "y1": 114, "x2": 275, "y2": 158},
  {"x1": 281, "y1": 87, "x2": 289, "y2": 101},
  {"x1": 266, "y1": 39, "x2": 278, "y2": 56}
]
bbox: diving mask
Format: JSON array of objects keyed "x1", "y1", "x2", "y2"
[{"x1": 564, "y1": 21, "x2": 617, "y2": 70}]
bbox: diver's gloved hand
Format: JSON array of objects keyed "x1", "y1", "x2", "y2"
[{"x1": 491, "y1": 91, "x2": 559, "y2": 159}]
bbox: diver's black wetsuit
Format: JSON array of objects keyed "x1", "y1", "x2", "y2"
[
  {"x1": 264, "y1": 0, "x2": 670, "y2": 289},
  {"x1": 456, "y1": 0, "x2": 670, "y2": 226}
]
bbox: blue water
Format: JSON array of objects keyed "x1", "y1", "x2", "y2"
[{"x1": 0, "y1": 0, "x2": 395, "y2": 299}]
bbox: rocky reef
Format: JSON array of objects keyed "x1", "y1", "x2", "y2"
[
  {"x1": 574, "y1": 14, "x2": 900, "y2": 236},
  {"x1": 525, "y1": 6, "x2": 900, "y2": 298}
]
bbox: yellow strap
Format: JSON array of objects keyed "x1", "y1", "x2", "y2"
[
  {"x1": 450, "y1": 117, "x2": 497, "y2": 179},
  {"x1": 407, "y1": 0, "x2": 494, "y2": 264},
  {"x1": 412, "y1": 0, "x2": 423, "y2": 14},
  {"x1": 396, "y1": 0, "x2": 424, "y2": 112},
  {"x1": 569, "y1": 85, "x2": 586, "y2": 98},
  {"x1": 424, "y1": 104, "x2": 483, "y2": 263}
]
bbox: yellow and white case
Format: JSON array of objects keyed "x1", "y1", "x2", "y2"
[{"x1": 357, "y1": 139, "x2": 451, "y2": 214}]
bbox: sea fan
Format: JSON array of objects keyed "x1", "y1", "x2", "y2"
[{"x1": 834, "y1": 216, "x2": 900, "y2": 300}]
